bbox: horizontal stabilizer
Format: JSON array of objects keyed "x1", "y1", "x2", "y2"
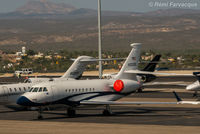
[
  {"x1": 144, "y1": 82, "x2": 187, "y2": 87},
  {"x1": 125, "y1": 70, "x2": 193, "y2": 76},
  {"x1": 71, "y1": 58, "x2": 126, "y2": 62},
  {"x1": 193, "y1": 72, "x2": 200, "y2": 81}
]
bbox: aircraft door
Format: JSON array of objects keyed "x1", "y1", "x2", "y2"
[
  {"x1": 51, "y1": 85, "x2": 59, "y2": 101},
  {"x1": 2, "y1": 86, "x2": 8, "y2": 101},
  {"x1": 41, "y1": 86, "x2": 54, "y2": 103}
]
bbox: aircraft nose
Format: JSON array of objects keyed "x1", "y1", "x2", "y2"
[
  {"x1": 17, "y1": 96, "x2": 34, "y2": 106},
  {"x1": 186, "y1": 85, "x2": 192, "y2": 90},
  {"x1": 0, "y1": 89, "x2": 4, "y2": 97},
  {"x1": 186, "y1": 84, "x2": 196, "y2": 91}
]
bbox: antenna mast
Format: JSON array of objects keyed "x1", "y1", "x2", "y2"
[{"x1": 98, "y1": 0, "x2": 102, "y2": 78}]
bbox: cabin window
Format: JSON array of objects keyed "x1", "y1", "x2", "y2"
[
  {"x1": 32, "y1": 87, "x2": 39, "y2": 92},
  {"x1": 24, "y1": 87, "x2": 26, "y2": 91},
  {"x1": 43, "y1": 87, "x2": 48, "y2": 92},
  {"x1": 19, "y1": 88, "x2": 22, "y2": 91},
  {"x1": 72, "y1": 89, "x2": 74, "y2": 92},
  {"x1": 14, "y1": 88, "x2": 17, "y2": 92},
  {"x1": 9, "y1": 88, "x2": 12, "y2": 92},
  {"x1": 69, "y1": 89, "x2": 71, "y2": 92}
]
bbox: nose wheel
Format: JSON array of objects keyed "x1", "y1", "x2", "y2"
[
  {"x1": 37, "y1": 107, "x2": 43, "y2": 120},
  {"x1": 67, "y1": 108, "x2": 76, "y2": 117},
  {"x1": 102, "y1": 105, "x2": 112, "y2": 116}
]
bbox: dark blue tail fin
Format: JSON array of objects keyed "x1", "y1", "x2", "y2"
[
  {"x1": 173, "y1": 91, "x2": 182, "y2": 102},
  {"x1": 142, "y1": 55, "x2": 161, "y2": 72}
]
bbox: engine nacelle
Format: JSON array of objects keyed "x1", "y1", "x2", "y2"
[
  {"x1": 113, "y1": 79, "x2": 141, "y2": 93},
  {"x1": 137, "y1": 74, "x2": 157, "y2": 83}
]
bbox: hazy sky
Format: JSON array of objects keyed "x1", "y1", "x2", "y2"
[{"x1": 0, "y1": 0, "x2": 200, "y2": 13}]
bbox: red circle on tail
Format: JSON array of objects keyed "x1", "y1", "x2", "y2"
[{"x1": 113, "y1": 80, "x2": 124, "y2": 92}]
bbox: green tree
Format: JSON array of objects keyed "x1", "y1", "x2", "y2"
[{"x1": 27, "y1": 49, "x2": 36, "y2": 56}]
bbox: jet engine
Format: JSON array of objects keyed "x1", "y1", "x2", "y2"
[{"x1": 137, "y1": 74, "x2": 157, "y2": 83}]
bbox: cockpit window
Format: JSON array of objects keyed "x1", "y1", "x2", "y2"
[
  {"x1": 24, "y1": 79, "x2": 31, "y2": 83},
  {"x1": 43, "y1": 87, "x2": 48, "y2": 92},
  {"x1": 32, "y1": 87, "x2": 39, "y2": 92},
  {"x1": 39, "y1": 87, "x2": 43, "y2": 92},
  {"x1": 29, "y1": 88, "x2": 33, "y2": 92},
  {"x1": 28, "y1": 87, "x2": 48, "y2": 92}
]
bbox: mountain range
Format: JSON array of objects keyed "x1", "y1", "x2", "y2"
[
  {"x1": 16, "y1": 0, "x2": 76, "y2": 15},
  {"x1": 0, "y1": 0, "x2": 200, "y2": 19},
  {"x1": 0, "y1": 0, "x2": 200, "y2": 52}
]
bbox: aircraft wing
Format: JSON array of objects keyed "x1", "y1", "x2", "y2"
[
  {"x1": 80, "y1": 100, "x2": 177, "y2": 105},
  {"x1": 173, "y1": 91, "x2": 200, "y2": 105},
  {"x1": 124, "y1": 70, "x2": 193, "y2": 76},
  {"x1": 143, "y1": 82, "x2": 187, "y2": 86}
]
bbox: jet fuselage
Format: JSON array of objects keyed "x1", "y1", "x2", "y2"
[{"x1": 17, "y1": 79, "x2": 141, "y2": 107}]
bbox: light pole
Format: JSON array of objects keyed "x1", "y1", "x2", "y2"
[{"x1": 98, "y1": 0, "x2": 102, "y2": 78}]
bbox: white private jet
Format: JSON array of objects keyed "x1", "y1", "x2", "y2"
[
  {"x1": 186, "y1": 72, "x2": 200, "y2": 97},
  {"x1": 173, "y1": 91, "x2": 200, "y2": 105},
  {"x1": 104, "y1": 55, "x2": 161, "y2": 83},
  {"x1": 17, "y1": 43, "x2": 177, "y2": 119},
  {"x1": 0, "y1": 56, "x2": 105, "y2": 106}
]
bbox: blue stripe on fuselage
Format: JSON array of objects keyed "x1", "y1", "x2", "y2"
[{"x1": 17, "y1": 91, "x2": 134, "y2": 107}]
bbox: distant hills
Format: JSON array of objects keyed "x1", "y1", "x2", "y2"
[
  {"x1": 144, "y1": 8, "x2": 200, "y2": 16},
  {"x1": 16, "y1": 0, "x2": 76, "y2": 15},
  {"x1": 0, "y1": 0, "x2": 97, "y2": 18},
  {"x1": 1, "y1": 0, "x2": 200, "y2": 19},
  {"x1": 0, "y1": 0, "x2": 200, "y2": 53}
]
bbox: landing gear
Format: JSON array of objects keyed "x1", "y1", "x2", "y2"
[
  {"x1": 137, "y1": 88, "x2": 143, "y2": 93},
  {"x1": 37, "y1": 107, "x2": 43, "y2": 120},
  {"x1": 67, "y1": 107, "x2": 76, "y2": 117},
  {"x1": 102, "y1": 105, "x2": 112, "y2": 116},
  {"x1": 193, "y1": 91, "x2": 199, "y2": 98}
]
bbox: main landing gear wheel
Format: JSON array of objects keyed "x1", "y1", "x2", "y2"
[
  {"x1": 137, "y1": 87, "x2": 144, "y2": 93},
  {"x1": 37, "y1": 107, "x2": 43, "y2": 120},
  {"x1": 193, "y1": 91, "x2": 199, "y2": 98},
  {"x1": 67, "y1": 108, "x2": 76, "y2": 117},
  {"x1": 102, "y1": 105, "x2": 112, "y2": 116},
  {"x1": 103, "y1": 110, "x2": 112, "y2": 116},
  {"x1": 38, "y1": 115, "x2": 43, "y2": 120}
]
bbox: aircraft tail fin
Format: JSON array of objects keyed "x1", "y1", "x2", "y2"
[
  {"x1": 61, "y1": 56, "x2": 94, "y2": 79},
  {"x1": 115, "y1": 43, "x2": 141, "y2": 80},
  {"x1": 173, "y1": 91, "x2": 182, "y2": 102},
  {"x1": 142, "y1": 55, "x2": 161, "y2": 72},
  {"x1": 63, "y1": 56, "x2": 126, "y2": 79}
]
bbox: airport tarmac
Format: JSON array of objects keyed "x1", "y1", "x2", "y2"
[{"x1": 0, "y1": 76, "x2": 200, "y2": 134}]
